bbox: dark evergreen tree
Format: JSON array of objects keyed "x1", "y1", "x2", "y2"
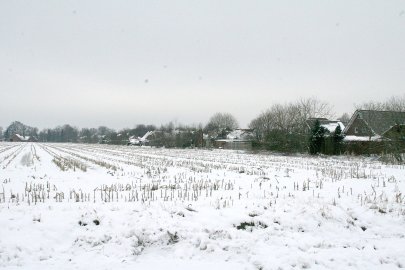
[
  {"x1": 333, "y1": 125, "x2": 345, "y2": 154},
  {"x1": 309, "y1": 120, "x2": 326, "y2": 154}
]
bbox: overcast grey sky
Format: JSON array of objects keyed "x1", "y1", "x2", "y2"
[{"x1": 1, "y1": 0, "x2": 404, "y2": 129}]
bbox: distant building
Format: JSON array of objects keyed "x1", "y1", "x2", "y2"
[
  {"x1": 306, "y1": 118, "x2": 345, "y2": 135},
  {"x1": 10, "y1": 134, "x2": 37, "y2": 142},
  {"x1": 344, "y1": 110, "x2": 405, "y2": 139},
  {"x1": 128, "y1": 131, "x2": 154, "y2": 146},
  {"x1": 343, "y1": 110, "x2": 405, "y2": 153},
  {"x1": 214, "y1": 129, "x2": 254, "y2": 150}
]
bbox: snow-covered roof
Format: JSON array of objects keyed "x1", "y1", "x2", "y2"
[
  {"x1": 321, "y1": 122, "x2": 345, "y2": 133},
  {"x1": 306, "y1": 118, "x2": 345, "y2": 133},
  {"x1": 226, "y1": 129, "x2": 254, "y2": 140},
  {"x1": 129, "y1": 131, "x2": 154, "y2": 144},
  {"x1": 15, "y1": 134, "x2": 30, "y2": 141},
  {"x1": 216, "y1": 139, "x2": 252, "y2": 142},
  {"x1": 344, "y1": 135, "x2": 382, "y2": 142}
]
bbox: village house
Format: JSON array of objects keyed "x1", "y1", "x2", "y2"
[
  {"x1": 10, "y1": 134, "x2": 38, "y2": 142},
  {"x1": 214, "y1": 129, "x2": 255, "y2": 150},
  {"x1": 128, "y1": 131, "x2": 154, "y2": 146},
  {"x1": 306, "y1": 118, "x2": 345, "y2": 135},
  {"x1": 343, "y1": 110, "x2": 405, "y2": 154}
]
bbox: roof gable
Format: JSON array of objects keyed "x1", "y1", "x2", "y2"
[
  {"x1": 350, "y1": 110, "x2": 405, "y2": 136},
  {"x1": 14, "y1": 134, "x2": 30, "y2": 141}
]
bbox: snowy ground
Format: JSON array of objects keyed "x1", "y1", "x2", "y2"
[{"x1": 0, "y1": 142, "x2": 405, "y2": 270}]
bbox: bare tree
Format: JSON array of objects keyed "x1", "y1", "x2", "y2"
[
  {"x1": 205, "y1": 112, "x2": 239, "y2": 133},
  {"x1": 385, "y1": 95, "x2": 405, "y2": 111},
  {"x1": 79, "y1": 128, "x2": 99, "y2": 143},
  {"x1": 355, "y1": 95, "x2": 405, "y2": 112},
  {"x1": 296, "y1": 97, "x2": 334, "y2": 125},
  {"x1": 249, "y1": 98, "x2": 334, "y2": 152},
  {"x1": 337, "y1": 113, "x2": 351, "y2": 126},
  {"x1": 249, "y1": 111, "x2": 273, "y2": 141}
]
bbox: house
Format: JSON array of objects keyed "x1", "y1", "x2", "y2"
[
  {"x1": 306, "y1": 118, "x2": 345, "y2": 135},
  {"x1": 343, "y1": 110, "x2": 405, "y2": 153},
  {"x1": 214, "y1": 129, "x2": 254, "y2": 150},
  {"x1": 10, "y1": 134, "x2": 37, "y2": 142},
  {"x1": 344, "y1": 110, "x2": 405, "y2": 139},
  {"x1": 128, "y1": 131, "x2": 154, "y2": 146}
]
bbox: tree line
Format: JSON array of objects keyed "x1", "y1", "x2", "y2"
[
  {"x1": 1, "y1": 95, "x2": 404, "y2": 154},
  {"x1": 0, "y1": 111, "x2": 240, "y2": 148}
]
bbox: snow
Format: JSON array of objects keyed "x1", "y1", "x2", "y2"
[
  {"x1": 344, "y1": 135, "x2": 382, "y2": 142},
  {"x1": 0, "y1": 142, "x2": 405, "y2": 269},
  {"x1": 129, "y1": 131, "x2": 153, "y2": 145},
  {"x1": 226, "y1": 129, "x2": 253, "y2": 140},
  {"x1": 14, "y1": 134, "x2": 30, "y2": 141},
  {"x1": 321, "y1": 122, "x2": 345, "y2": 133}
]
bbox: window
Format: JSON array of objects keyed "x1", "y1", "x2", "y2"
[{"x1": 354, "y1": 127, "x2": 359, "y2": 134}]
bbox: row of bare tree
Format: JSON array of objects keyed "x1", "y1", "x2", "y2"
[
  {"x1": 247, "y1": 98, "x2": 334, "y2": 152},
  {"x1": 1, "y1": 95, "x2": 404, "y2": 152},
  {"x1": 247, "y1": 95, "x2": 405, "y2": 153}
]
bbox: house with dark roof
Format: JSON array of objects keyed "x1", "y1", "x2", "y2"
[
  {"x1": 343, "y1": 110, "x2": 405, "y2": 153},
  {"x1": 344, "y1": 110, "x2": 405, "y2": 139}
]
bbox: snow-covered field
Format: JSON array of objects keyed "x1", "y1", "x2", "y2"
[{"x1": 0, "y1": 142, "x2": 405, "y2": 270}]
